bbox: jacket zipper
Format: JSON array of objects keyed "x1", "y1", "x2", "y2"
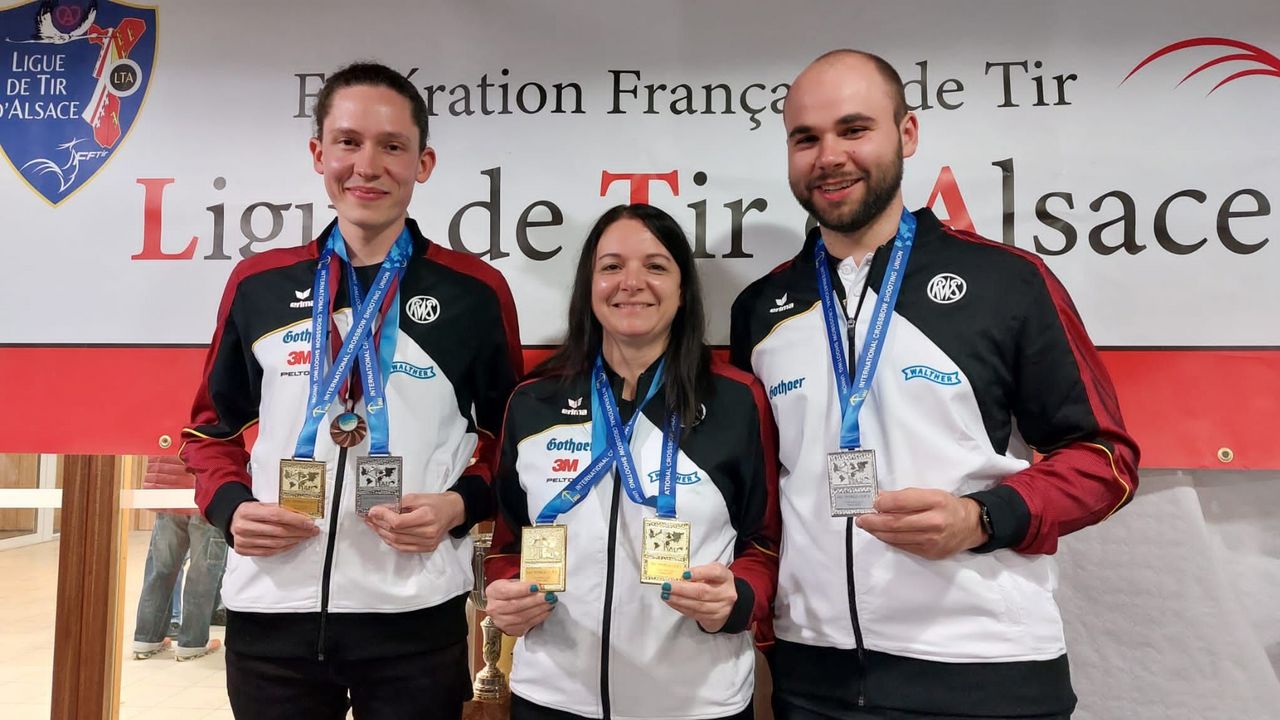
[
  {"x1": 838, "y1": 241, "x2": 881, "y2": 706},
  {"x1": 845, "y1": 518, "x2": 867, "y2": 706},
  {"x1": 598, "y1": 472, "x2": 623, "y2": 720},
  {"x1": 316, "y1": 446, "x2": 349, "y2": 661}
]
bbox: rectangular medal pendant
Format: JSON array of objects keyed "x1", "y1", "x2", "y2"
[
  {"x1": 828, "y1": 449, "x2": 879, "y2": 517},
  {"x1": 520, "y1": 524, "x2": 567, "y2": 592},
  {"x1": 640, "y1": 517, "x2": 691, "y2": 585},
  {"x1": 278, "y1": 459, "x2": 327, "y2": 519},
  {"x1": 354, "y1": 455, "x2": 403, "y2": 516}
]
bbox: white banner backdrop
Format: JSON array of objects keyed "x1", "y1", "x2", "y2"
[{"x1": 1, "y1": 0, "x2": 1278, "y2": 346}]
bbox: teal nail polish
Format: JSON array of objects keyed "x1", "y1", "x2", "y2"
[
  {"x1": 661, "y1": 581, "x2": 672, "y2": 592},
  {"x1": 661, "y1": 592, "x2": 671, "y2": 601},
  {"x1": 545, "y1": 592, "x2": 558, "y2": 603},
  {"x1": 529, "y1": 584, "x2": 539, "y2": 593},
  {"x1": 682, "y1": 570, "x2": 692, "y2": 580}
]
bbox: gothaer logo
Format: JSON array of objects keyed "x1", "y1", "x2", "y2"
[
  {"x1": 1124, "y1": 37, "x2": 1280, "y2": 94},
  {"x1": 0, "y1": 1, "x2": 156, "y2": 206}
]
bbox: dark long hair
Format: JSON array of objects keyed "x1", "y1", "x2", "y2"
[{"x1": 535, "y1": 204, "x2": 711, "y2": 431}]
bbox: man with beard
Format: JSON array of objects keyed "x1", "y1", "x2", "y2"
[{"x1": 730, "y1": 50, "x2": 1140, "y2": 719}]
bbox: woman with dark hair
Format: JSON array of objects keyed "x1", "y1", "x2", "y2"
[{"x1": 484, "y1": 204, "x2": 781, "y2": 720}]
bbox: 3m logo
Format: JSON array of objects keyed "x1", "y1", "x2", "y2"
[
  {"x1": 286, "y1": 350, "x2": 311, "y2": 366},
  {"x1": 551, "y1": 458, "x2": 580, "y2": 474}
]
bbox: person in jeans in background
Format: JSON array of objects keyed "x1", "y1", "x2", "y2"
[{"x1": 132, "y1": 455, "x2": 227, "y2": 661}]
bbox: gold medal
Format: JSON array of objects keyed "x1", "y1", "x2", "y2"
[
  {"x1": 278, "y1": 458, "x2": 326, "y2": 519},
  {"x1": 520, "y1": 524, "x2": 567, "y2": 592},
  {"x1": 640, "y1": 517, "x2": 690, "y2": 585}
]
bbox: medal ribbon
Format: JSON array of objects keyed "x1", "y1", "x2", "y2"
[
  {"x1": 292, "y1": 226, "x2": 411, "y2": 459},
  {"x1": 815, "y1": 208, "x2": 916, "y2": 450},
  {"x1": 535, "y1": 357, "x2": 677, "y2": 523},
  {"x1": 337, "y1": 229, "x2": 410, "y2": 457}
]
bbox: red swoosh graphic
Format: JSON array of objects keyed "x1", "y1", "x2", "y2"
[{"x1": 1124, "y1": 36, "x2": 1280, "y2": 94}]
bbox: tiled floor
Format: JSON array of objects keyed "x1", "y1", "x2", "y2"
[{"x1": 0, "y1": 530, "x2": 231, "y2": 720}]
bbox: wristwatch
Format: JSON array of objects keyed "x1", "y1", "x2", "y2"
[{"x1": 976, "y1": 500, "x2": 995, "y2": 538}]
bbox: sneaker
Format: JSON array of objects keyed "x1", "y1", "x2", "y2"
[
  {"x1": 132, "y1": 638, "x2": 171, "y2": 660},
  {"x1": 166, "y1": 620, "x2": 180, "y2": 638},
  {"x1": 175, "y1": 638, "x2": 222, "y2": 662}
]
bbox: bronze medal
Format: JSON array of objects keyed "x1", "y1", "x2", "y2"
[{"x1": 329, "y1": 411, "x2": 367, "y2": 448}]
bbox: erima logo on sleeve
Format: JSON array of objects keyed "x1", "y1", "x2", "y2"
[
  {"x1": 769, "y1": 293, "x2": 796, "y2": 313},
  {"x1": 561, "y1": 397, "x2": 589, "y2": 416},
  {"x1": 901, "y1": 365, "x2": 961, "y2": 385}
]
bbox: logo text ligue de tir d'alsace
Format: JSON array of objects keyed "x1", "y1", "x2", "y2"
[{"x1": 0, "y1": 0, "x2": 155, "y2": 205}]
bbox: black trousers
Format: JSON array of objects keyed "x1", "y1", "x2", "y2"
[
  {"x1": 773, "y1": 695, "x2": 1070, "y2": 720},
  {"x1": 225, "y1": 642, "x2": 471, "y2": 720},
  {"x1": 511, "y1": 693, "x2": 755, "y2": 720}
]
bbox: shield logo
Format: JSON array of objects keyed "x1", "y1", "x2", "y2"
[{"x1": 0, "y1": 0, "x2": 156, "y2": 206}]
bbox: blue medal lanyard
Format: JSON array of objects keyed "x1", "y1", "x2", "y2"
[
  {"x1": 535, "y1": 357, "x2": 680, "y2": 524},
  {"x1": 292, "y1": 226, "x2": 412, "y2": 459},
  {"x1": 814, "y1": 209, "x2": 917, "y2": 450}
]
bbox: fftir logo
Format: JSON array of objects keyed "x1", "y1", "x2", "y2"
[
  {"x1": 0, "y1": 1, "x2": 157, "y2": 206},
  {"x1": 1123, "y1": 37, "x2": 1280, "y2": 94}
]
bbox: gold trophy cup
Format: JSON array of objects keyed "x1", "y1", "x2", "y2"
[{"x1": 470, "y1": 531, "x2": 509, "y2": 703}]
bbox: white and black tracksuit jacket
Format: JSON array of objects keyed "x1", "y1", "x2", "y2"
[
  {"x1": 183, "y1": 218, "x2": 522, "y2": 662},
  {"x1": 730, "y1": 208, "x2": 1140, "y2": 716},
  {"x1": 486, "y1": 360, "x2": 782, "y2": 720}
]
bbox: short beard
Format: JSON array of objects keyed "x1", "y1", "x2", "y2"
[{"x1": 794, "y1": 151, "x2": 904, "y2": 235}]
